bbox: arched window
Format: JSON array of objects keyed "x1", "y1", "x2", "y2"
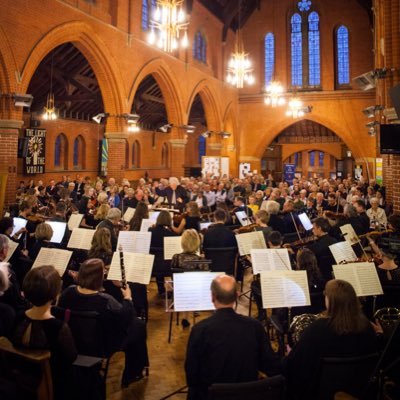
[
  {"x1": 161, "y1": 142, "x2": 169, "y2": 167},
  {"x1": 319, "y1": 151, "x2": 324, "y2": 167},
  {"x1": 309, "y1": 150, "x2": 315, "y2": 166},
  {"x1": 54, "y1": 133, "x2": 68, "y2": 170},
  {"x1": 264, "y1": 33, "x2": 275, "y2": 87},
  {"x1": 73, "y1": 135, "x2": 85, "y2": 169},
  {"x1": 198, "y1": 135, "x2": 206, "y2": 164},
  {"x1": 291, "y1": 13, "x2": 302, "y2": 87},
  {"x1": 142, "y1": 0, "x2": 157, "y2": 31},
  {"x1": 290, "y1": 1, "x2": 321, "y2": 89},
  {"x1": 132, "y1": 140, "x2": 141, "y2": 168},
  {"x1": 193, "y1": 31, "x2": 206, "y2": 63},
  {"x1": 308, "y1": 12, "x2": 320, "y2": 86},
  {"x1": 336, "y1": 25, "x2": 350, "y2": 86},
  {"x1": 125, "y1": 140, "x2": 130, "y2": 169}
]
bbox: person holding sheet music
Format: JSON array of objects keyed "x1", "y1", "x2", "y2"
[
  {"x1": 284, "y1": 279, "x2": 382, "y2": 400},
  {"x1": 185, "y1": 275, "x2": 282, "y2": 400},
  {"x1": 58, "y1": 258, "x2": 149, "y2": 386},
  {"x1": 129, "y1": 202, "x2": 149, "y2": 232},
  {"x1": 149, "y1": 210, "x2": 178, "y2": 296},
  {"x1": 12, "y1": 265, "x2": 77, "y2": 400}
]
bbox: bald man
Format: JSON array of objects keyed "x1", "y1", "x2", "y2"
[{"x1": 185, "y1": 275, "x2": 281, "y2": 400}]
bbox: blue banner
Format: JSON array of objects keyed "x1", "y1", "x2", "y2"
[{"x1": 284, "y1": 163, "x2": 296, "y2": 185}]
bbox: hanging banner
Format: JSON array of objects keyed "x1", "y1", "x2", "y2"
[
  {"x1": 239, "y1": 163, "x2": 251, "y2": 179},
  {"x1": 101, "y1": 138, "x2": 108, "y2": 176},
  {"x1": 354, "y1": 165, "x2": 363, "y2": 180},
  {"x1": 376, "y1": 158, "x2": 383, "y2": 185},
  {"x1": 24, "y1": 128, "x2": 46, "y2": 174},
  {"x1": 283, "y1": 163, "x2": 296, "y2": 185}
]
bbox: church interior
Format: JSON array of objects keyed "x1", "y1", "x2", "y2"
[{"x1": 1, "y1": 0, "x2": 400, "y2": 399}]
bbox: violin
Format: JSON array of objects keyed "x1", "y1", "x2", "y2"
[
  {"x1": 359, "y1": 229, "x2": 394, "y2": 239},
  {"x1": 324, "y1": 210, "x2": 345, "y2": 220},
  {"x1": 285, "y1": 235, "x2": 317, "y2": 249}
]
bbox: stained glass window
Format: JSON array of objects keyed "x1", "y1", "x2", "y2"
[
  {"x1": 198, "y1": 135, "x2": 206, "y2": 164},
  {"x1": 319, "y1": 151, "x2": 324, "y2": 167},
  {"x1": 264, "y1": 33, "x2": 275, "y2": 87},
  {"x1": 291, "y1": 13, "x2": 302, "y2": 86},
  {"x1": 309, "y1": 151, "x2": 315, "y2": 166},
  {"x1": 337, "y1": 25, "x2": 350, "y2": 85},
  {"x1": 194, "y1": 32, "x2": 206, "y2": 62},
  {"x1": 73, "y1": 137, "x2": 79, "y2": 166},
  {"x1": 142, "y1": 0, "x2": 157, "y2": 31},
  {"x1": 294, "y1": 152, "x2": 299, "y2": 167},
  {"x1": 308, "y1": 12, "x2": 320, "y2": 86},
  {"x1": 201, "y1": 36, "x2": 207, "y2": 62},
  {"x1": 298, "y1": 0, "x2": 311, "y2": 12},
  {"x1": 54, "y1": 135, "x2": 61, "y2": 167}
]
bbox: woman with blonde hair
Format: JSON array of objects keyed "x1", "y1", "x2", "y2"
[
  {"x1": 88, "y1": 227, "x2": 113, "y2": 265},
  {"x1": 29, "y1": 222, "x2": 54, "y2": 261}
]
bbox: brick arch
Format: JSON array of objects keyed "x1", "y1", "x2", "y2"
[
  {"x1": 128, "y1": 58, "x2": 184, "y2": 126},
  {"x1": 0, "y1": 25, "x2": 17, "y2": 93},
  {"x1": 255, "y1": 115, "x2": 356, "y2": 159},
  {"x1": 19, "y1": 21, "x2": 125, "y2": 119},
  {"x1": 186, "y1": 79, "x2": 221, "y2": 132}
]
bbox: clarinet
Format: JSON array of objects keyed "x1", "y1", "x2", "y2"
[{"x1": 118, "y1": 244, "x2": 127, "y2": 289}]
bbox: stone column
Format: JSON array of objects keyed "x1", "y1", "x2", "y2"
[
  {"x1": 0, "y1": 119, "x2": 23, "y2": 205},
  {"x1": 169, "y1": 138, "x2": 187, "y2": 177},
  {"x1": 105, "y1": 131, "x2": 128, "y2": 183}
]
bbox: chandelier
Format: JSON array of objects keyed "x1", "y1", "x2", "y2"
[
  {"x1": 42, "y1": 53, "x2": 57, "y2": 120},
  {"x1": 147, "y1": 0, "x2": 189, "y2": 53},
  {"x1": 286, "y1": 98, "x2": 305, "y2": 119},
  {"x1": 264, "y1": 82, "x2": 286, "y2": 107}
]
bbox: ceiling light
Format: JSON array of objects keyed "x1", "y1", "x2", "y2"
[
  {"x1": 366, "y1": 121, "x2": 380, "y2": 128},
  {"x1": 92, "y1": 113, "x2": 109, "y2": 124},
  {"x1": 159, "y1": 123, "x2": 172, "y2": 133},
  {"x1": 201, "y1": 131, "x2": 211, "y2": 138},
  {"x1": 13, "y1": 93, "x2": 33, "y2": 108},
  {"x1": 362, "y1": 105, "x2": 384, "y2": 118},
  {"x1": 264, "y1": 82, "x2": 285, "y2": 107},
  {"x1": 219, "y1": 131, "x2": 231, "y2": 139}
]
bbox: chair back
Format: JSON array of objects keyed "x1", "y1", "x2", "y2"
[
  {"x1": 203, "y1": 247, "x2": 238, "y2": 275},
  {"x1": 208, "y1": 375, "x2": 286, "y2": 400},
  {"x1": 0, "y1": 336, "x2": 53, "y2": 400},
  {"x1": 315, "y1": 353, "x2": 379, "y2": 400}
]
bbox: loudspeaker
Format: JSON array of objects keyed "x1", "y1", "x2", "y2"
[
  {"x1": 18, "y1": 137, "x2": 29, "y2": 158},
  {"x1": 389, "y1": 84, "x2": 400, "y2": 119}
]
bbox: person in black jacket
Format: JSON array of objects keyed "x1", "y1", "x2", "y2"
[
  {"x1": 203, "y1": 209, "x2": 237, "y2": 249},
  {"x1": 58, "y1": 258, "x2": 148, "y2": 386},
  {"x1": 97, "y1": 208, "x2": 121, "y2": 252},
  {"x1": 185, "y1": 275, "x2": 282, "y2": 400},
  {"x1": 0, "y1": 262, "x2": 15, "y2": 338},
  {"x1": 159, "y1": 177, "x2": 188, "y2": 211}
]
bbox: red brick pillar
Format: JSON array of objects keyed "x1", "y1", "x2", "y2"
[
  {"x1": 0, "y1": 119, "x2": 23, "y2": 206},
  {"x1": 169, "y1": 138, "x2": 187, "y2": 177},
  {"x1": 105, "y1": 132, "x2": 128, "y2": 183}
]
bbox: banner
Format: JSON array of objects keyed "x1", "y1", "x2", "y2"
[
  {"x1": 376, "y1": 158, "x2": 383, "y2": 185},
  {"x1": 283, "y1": 163, "x2": 296, "y2": 185},
  {"x1": 24, "y1": 128, "x2": 46, "y2": 174},
  {"x1": 101, "y1": 138, "x2": 108, "y2": 176}
]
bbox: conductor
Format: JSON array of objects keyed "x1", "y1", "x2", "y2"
[{"x1": 185, "y1": 275, "x2": 282, "y2": 400}]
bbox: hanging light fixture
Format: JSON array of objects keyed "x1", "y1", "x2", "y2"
[
  {"x1": 264, "y1": 81, "x2": 286, "y2": 107},
  {"x1": 42, "y1": 53, "x2": 57, "y2": 120},
  {"x1": 126, "y1": 114, "x2": 140, "y2": 133},
  {"x1": 226, "y1": 0, "x2": 254, "y2": 88},
  {"x1": 286, "y1": 97, "x2": 305, "y2": 119},
  {"x1": 147, "y1": 0, "x2": 189, "y2": 53}
]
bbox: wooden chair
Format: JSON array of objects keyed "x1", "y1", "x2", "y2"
[{"x1": 0, "y1": 336, "x2": 53, "y2": 400}]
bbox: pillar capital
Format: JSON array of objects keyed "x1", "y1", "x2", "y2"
[
  {"x1": 207, "y1": 143, "x2": 223, "y2": 151},
  {"x1": 0, "y1": 119, "x2": 24, "y2": 131},
  {"x1": 105, "y1": 131, "x2": 128, "y2": 141},
  {"x1": 169, "y1": 138, "x2": 187, "y2": 148},
  {"x1": 238, "y1": 156, "x2": 260, "y2": 162}
]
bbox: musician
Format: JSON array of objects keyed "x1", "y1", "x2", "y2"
[
  {"x1": 49, "y1": 202, "x2": 70, "y2": 247},
  {"x1": 325, "y1": 193, "x2": 343, "y2": 213},
  {"x1": 18, "y1": 201, "x2": 37, "y2": 251},
  {"x1": 29, "y1": 222, "x2": 56, "y2": 262},
  {"x1": 354, "y1": 200, "x2": 371, "y2": 235},
  {"x1": 67, "y1": 182, "x2": 78, "y2": 204},
  {"x1": 77, "y1": 185, "x2": 95, "y2": 214},
  {"x1": 74, "y1": 176, "x2": 85, "y2": 200},
  {"x1": 185, "y1": 275, "x2": 282, "y2": 400},
  {"x1": 308, "y1": 217, "x2": 337, "y2": 280},
  {"x1": 375, "y1": 251, "x2": 400, "y2": 284},
  {"x1": 233, "y1": 196, "x2": 253, "y2": 218},
  {"x1": 366, "y1": 197, "x2": 388, "y2": 228},
  {"x1": 129, "y1": 202, "x2": 149, "y2": 231},
  {"x1": 37, "y1": 185, "x2": 48, "y2": 207},
  {"x1": 46, "y1": 179, "x2": 58, "y2": 198},
  {"x1": 284, "y1": 279, "x2": 381, "y2": 400},
  {"x1": 0, "y1": 263, "x2": 15, "y2": 338},
  {"x1": 97, "y1": 208, "x2": 121, "y2": 251},
  {"x1": 81, "y1": 203, "x2": 109, "y2": 230},
  {"x1": 281, "y1": 200, "x2": 301, "y2": 235},
  {"x1": 203, "y1": 209, "x2": 237, "y2": 249},
  {"x1": 59, "y1": 258, "x2": 149, "y2": 387},
  {"x1": 253, "y1": 210, "x2": 273, "y2": 244},
  {"x1": 263, "y1": 200, "x2": 285, "y2": 234},
  {"x1": 159, "y1": 177, "x2": 188, "y2": 211}
]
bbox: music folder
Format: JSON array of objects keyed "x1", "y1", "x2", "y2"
[
  {"x1": 329, "y1": 241, "x2": 358, "y2": 264},
  {"x1": 250, "y1": 248, "x2": 292, "y2": 274},
  {"x1": 298, "y1": 213, "x2": 313, "y2": 231},
  {"x1": 199, "y1": 222, "x2": 212, "y2": 230},
  {"x1": 32, "y1": 247, "x2": 72, "y2": 277},
  {"x1": 67, "y1": 213, "x2": 84, "y2": 230},
  {"x1": 46, "y1": 221, "x2": 67, "y2": 243},
  {"x1": 236, "y1": 231, "x2": 266, "y2": 256},
  {"x1": 11, "y1": 217, "x2": 27, "y2": 239},
  {"x1": 67, "y1": 228, "x2": 95, "y2": 250},
  {"x1": 235, "y1": 211, "x2": 251, "y2": 226}
]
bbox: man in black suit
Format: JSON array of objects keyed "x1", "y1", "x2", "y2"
[
  {"x1": 203, "y1": 209, "x2": 237, "y2": 249},
  {"x1": 308, "y1": 217, "x2": 338, "y2": 280},
  {"x1": 185, "y1": 275, "x2": 282, "y2": 400},
  {"x1": 160, "y1": 177, "x2": 188, "y2": 211}
]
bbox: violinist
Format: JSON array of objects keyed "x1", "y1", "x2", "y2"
[
  {"x1": 353, "y1": 200, "x2": 370, "y2": 235},
  {"x1": 78, "y1": 185, "x2": 95, "y2": 214},
  {"x1": 203, "y1": 209, "x2": 237, "y2": 249},
  {"x1": 123, "y1": 188, "x2": 138, "y2": 209},
  {"x1": 173, "y1": 201, "x2": 202, "y2": 234},
  {"x1": 263, "y1": 200, "x2": 285, "y2": 234},
  {"x1": 233, "y1": 196, "x2": 253, "y2": 217},
  {"x1": 48, "y1": 202, "x2": 70, "y2": 247},
  {"x1": 18, "y1": 201, "x2": 36, "y2": 251},
  {"x1": 129, "y1": 202, "x2": 149, "y2": 231},
  {"x1": 307, "y1": 217, "x2": 337, "y2": 281},
  {"x1": 253, "y1": 210, "x2": 273, "y2": 243},
  {"x1": 325, "y1": 193, "x2": 343, "y2": 213},
  {"x1": 97, "y1": 208, "x2": 122, "y2": 251}
]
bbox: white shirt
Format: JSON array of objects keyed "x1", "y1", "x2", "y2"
[{"x1": 204, "y1": 191, "x2": 216, "y2": 207}]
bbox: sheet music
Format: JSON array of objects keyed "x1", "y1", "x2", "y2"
[
  {"x1": 67, "y1": 213, "x2": 84, "y2": 230},
  {"x1": 4, "y1": 239, "x2": 18, "y2": 262},
  {"x1": 107, "y1": 252, "x2": 155, "y2": 285},
  {"x1": 140, "y1": 219, "x2": 154, "y2": 232},
  {"x1": 164, "y1": 236, "x2": 183, "y2": 260},
  {"x1": 123, "y1": 207, "x2": 135, "y2": 223},
  {"x1": 11, "y1": 218, "x2": 27, "y2": 239},
  {"x1": 333, "y1": 263, "x2": 383, "y2": 297},
  {"x1": 173, "y1": 272, "x2": 224, "y2": 312},
  {"x1": 32, "y1": 248, "x2": 72, "y2": 276},
  {"x1": 236, "y1": 231, "x2": 266, "y2": 256},
  {"x1": 235, "y1": 211, "x2": 251, "y2": 226},
  {"x1": 149, "y1": 211, "x2": 160, "y2": 222},
  {"x1": 298, "y1": 213, "x2": 313, "y2": 231},
  {"x1": 260, "y1": 270, "x2": 310, "y2": 309},
  {"x1": 200, "y1": 222, "x2": 212, "y2": 230},
  {"x1": 117, "y1": 231, "x2": 151, "y2": 254},
  {"x1": 251, "y1": 248, "x2": 291, "y2": 274},
  {"x1": 329, "y1": 241, "x2": 358, "y2": 264},
  {"x1": 45, "y1": 221, "x2": 67, "y2": 244},
  {"x1": 67, "y1": 228, "x2": 95, "y2": 250},
  {"x1": 340, "y1": 224, "x2": 359, "y2": 245}
]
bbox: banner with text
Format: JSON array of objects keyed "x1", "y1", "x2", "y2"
[
  {"x1": 24, "y1": 128, "x2": 46, "y2": 174},
  {"x1": 283, "y1": 163, "x2": 296, "y2": 185}
]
